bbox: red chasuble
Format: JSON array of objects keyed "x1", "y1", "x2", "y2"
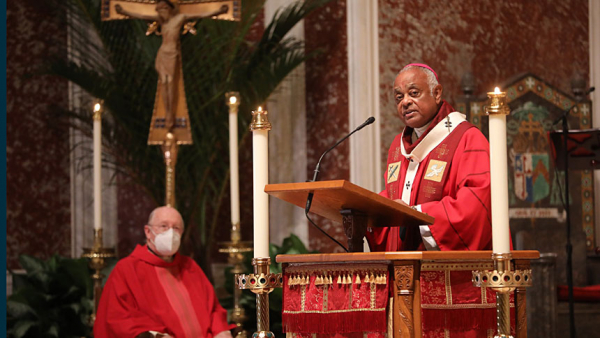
[
  {"x1": 94, "y1": 245, "x2": 234, "y2": 338},
  {"x1": 366, "y1": 101, "x2": 494, "y2": 251}
]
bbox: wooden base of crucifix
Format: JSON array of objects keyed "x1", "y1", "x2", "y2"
[{"x1": 162, "y1": 132, "x2": 178, "y2": 207}]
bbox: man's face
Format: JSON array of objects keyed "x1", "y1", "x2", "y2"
[
  {"x1": 156, "y1": 1, "x2": 173, "y2": 20},
  {"x1": 393, "y1": 68, "x2": 442, "y2": 129},
  {"x1": 144, "y1": 207, "x2": 184, "y2": 250}
]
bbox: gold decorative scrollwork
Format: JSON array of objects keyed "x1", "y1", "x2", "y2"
[{"x1": 394, "y1": 265, "x2": 414, "y2": 292}]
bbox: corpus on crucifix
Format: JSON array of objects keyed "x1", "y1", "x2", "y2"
[{"x1": 102, "y1": 0, "x2": 240, "y2": 145}]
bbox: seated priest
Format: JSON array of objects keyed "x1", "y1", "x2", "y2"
[
  {"x1": 367, "y1": 63, "x2": 494, "y2": 251},
  {"x1": 94, "y1": 206, "x2": 235, "y2": 338}
]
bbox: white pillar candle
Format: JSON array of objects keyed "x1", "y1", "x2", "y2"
[
  {"x1": 93, "y1": 102, "x2": 102, "y2": 231},
  {"x1": 228, "y1": 95, "x2": 240, "y2": 225},
  {"x1": 250, "y1": 107, "x2": 271, "y2": 258},
  {"x1": 488, "y1": 88, "x2": 511, "y2": 254}
]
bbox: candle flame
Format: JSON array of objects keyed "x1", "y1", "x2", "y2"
[
  {"x1": 494, "y1": 87, "x2": 501, "y2": 94},
  {"x1": 94, "y1": 103, "x2": 101, "y2": 112},
  {"x1": 258, "y1": 106, "x2": 263, "y2": 112},
  {"x1": 229, "y1": 96, "x2": 237, "y2": 104}
]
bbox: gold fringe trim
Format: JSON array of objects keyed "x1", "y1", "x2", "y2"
[{"x1": 287, "y1": 269, "x2": 388, "y2": 288}]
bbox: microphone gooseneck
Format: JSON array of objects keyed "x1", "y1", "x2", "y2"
[
  {"x1": 311, "y1": 116, "x2": 376, "y2": 182},
  {"x1": 305, "y1": 116, "x2": 376, "y2": 252}
]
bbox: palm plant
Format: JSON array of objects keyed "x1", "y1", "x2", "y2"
[
  {"x1": 50, "y1": 0, "x2": 328, "y2": 272},
  {"x1": 7, "y1": 255, "x2": 94, "y2": 338}
]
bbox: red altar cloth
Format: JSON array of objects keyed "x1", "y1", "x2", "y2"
[
  {"x1": 282, "y1": 264, "x2": 389, "y2": 338},
  {"x1": 420, "y1": 262, "x2": 515, "y2": 338},
  {"x1": 283, "y1": 262, "x2": 515, "y2": 338}
]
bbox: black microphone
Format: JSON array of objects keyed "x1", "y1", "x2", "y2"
[
  {"x1": 310, "y1": 116, "x2": 376, "y2": 183},
  {"x1": 304, "y1": 116, "x2": 376, "y2": 252},
  {"x1": 553, "y1": 86, "x2": 595, "y2": 126}
]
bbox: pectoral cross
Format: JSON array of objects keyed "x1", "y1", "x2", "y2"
[
  {"x1": 101, "y1": 0, "x2": 240, "y2": 206},
  {"x1": 445, "y1": 115, "x2": 452, "y2": 132}
]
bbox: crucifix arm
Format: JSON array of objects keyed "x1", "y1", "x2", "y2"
[
  {"x1": 183, "y1": 4, "x2": 229, "y2": 21},
  {"x1": 115, "y1": 4, "x2": 159, "y2": 22}
]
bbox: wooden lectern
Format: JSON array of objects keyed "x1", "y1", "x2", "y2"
[
  {"x1": 266, "y1": 180, "x2": 538, "y2": 337},
  {"x1": 265, "y1": 180, "x2": 434, "y2": 252}
]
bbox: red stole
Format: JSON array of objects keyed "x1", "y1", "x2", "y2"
[
  {"x1": 385, "y1": 104, "x2": 474, "y2": 251},
  {"x1": 154, "y1": 264, "x2": 204, "y2": 338}
]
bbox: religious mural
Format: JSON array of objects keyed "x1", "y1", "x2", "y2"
[{"x1": 457, "y1": 74, "x2": 595, "y2": 252}]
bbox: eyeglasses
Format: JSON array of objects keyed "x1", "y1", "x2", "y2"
[{"x1": 151, "y1": 224, "x2": 183, "y2": 232}]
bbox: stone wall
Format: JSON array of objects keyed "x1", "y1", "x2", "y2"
[{"x1": 7, "y1": 0, "x2": 70, "y2": 269}]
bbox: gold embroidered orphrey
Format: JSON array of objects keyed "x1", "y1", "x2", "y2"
[
  {"x1": 387, "y1": 161, "x2": 401, "y2": 183},
  {"x1": 424, "y1": 159, "x2": 447, "y2": 182},
  {"x1": 101, "y1": 0, "x2": 241, "y2": 146}
]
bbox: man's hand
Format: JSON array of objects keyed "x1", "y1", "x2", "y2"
[
  {"x1": 393, "y1": 199, "x2": 408, "y2": 206},
  {"x1": 215, "y1": 330, "x2": 233, "y2": 338},
  {"x1": 156, "y1": 334, "x2": 174, "y2": 338}
]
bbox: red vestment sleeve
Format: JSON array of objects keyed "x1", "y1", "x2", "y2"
[
  {"x1": 420, "y1": 128, "x2": 494, "y2": 250},
  {"x1": 94, "y1": 262, "x2": 168, "y2": 338}
]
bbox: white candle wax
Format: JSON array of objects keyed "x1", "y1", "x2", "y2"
[
  {"x1": 489, "y1": 114, "x2": 510, "y2": 253},
  {"x1": 93, "y1": 108, "x2": 102, "y2": 230},
  {"x1": 252, "y1": 129, "x2": 269, "y2": 258},
  {"x1": 229, "y1": 110, "x2": 240, "y2": 225}
]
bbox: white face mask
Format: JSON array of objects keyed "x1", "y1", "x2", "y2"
[{"x1": 150, "y1": 228, "x2": 181, "y2": 256}]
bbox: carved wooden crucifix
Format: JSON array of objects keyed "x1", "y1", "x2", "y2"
[
  {"x1": 101, "y1": 0, "x2": 240, "y2": 206},
  {"x1": 101, "y1": 0, "x2": 240, "y2": 146}
]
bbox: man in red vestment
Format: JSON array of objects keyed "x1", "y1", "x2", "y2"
[
  {"x1": 364, "y1": 63, "x2": 506, "y2": 338},
  {"x1": 94, "y1": 206, "x2": 235, "y2": 338},
  {"x1": 366, "y1": 63, "x2": 494, "y2": 252}
]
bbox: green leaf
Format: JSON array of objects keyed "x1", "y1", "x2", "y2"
[
  {"x1": 18, "y1": 256, "x2": 45, "y2": 275},
  {"x1": 11, "y1": 320, "x2": 37, "y2": 338},
  {"x1": 46, "y1": 323, "x2": 59, "y2": 337},
  {"x1": 6, "y1": 299, "x2": 35, "y2": 318}
]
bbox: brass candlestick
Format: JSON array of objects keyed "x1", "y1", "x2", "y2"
[
  {"x1": 221, "y1": 91, "x2": 252, "y2": 337},
  {"x1": 472, "y1": 88, "x2": 532, "y2": 338},
  {"x1": 220, "y1": 222, "x2": 252, "y2": 338},
  {"x1": 237, "y1": 258, "x2": 282, "y2": 338},
  {"x1": 472, "y1": 254, "x2": 532, "y2": 337},
  {"x1": 226, "y1": 91, "x2": 240, "y2": 114},
  {"x1": 82, "y1": 229, "x2": 116, "y2": 324}
]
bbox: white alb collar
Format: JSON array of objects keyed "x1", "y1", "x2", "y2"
[{"x1": 400, "y1": 112, "x2": 467, "y2": 163}]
